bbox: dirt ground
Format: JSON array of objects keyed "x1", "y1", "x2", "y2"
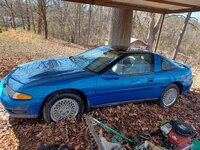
[{"x1": 0, "y1": 29, "x2": 200, "y2": 150}]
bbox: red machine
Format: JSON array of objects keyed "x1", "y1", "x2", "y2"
[{"x1": 160, "y1": 119, "x2": 197, "y2": 149}]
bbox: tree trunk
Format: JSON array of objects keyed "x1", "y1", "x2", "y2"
[
  {"x1": 37, "y1": 0, "x2": 42, "y2": 34},
  {"x1": 4, "y1": 0, "x2": 16, "y2": 29},
  {"x1": 172, "y1": 12, "x2": 192, "y2": 60},
  {"x1": 37, "y1": 0, "x2": 48, "y2": 39},
  {"x1": 41, "y1": 0, "x2": 48, "y2": 39},
  {"x1": 25, "y1": 0, "x2": 31, "y2": 31},
  {"x1": 11, "y1": 11, "x2": 16, "y2": 29},
  {"x1": 20, "y1": 14, "x2": 25, "y2": 30},
  {"x1": 146, "y1": 13, "x2": 162, "y2": 51},
  {"x1": 86, "y1": 5, "x2": 92, "y2": 46},
  {"x1": 74, "y1": 4, "x2": 79, "y2": 43},
  {"x1": 78, "y1": 5, "x2": 81, "y2": 40},
  {"x1": 31, "y1": 10, "x2": 36, "y2": 33},
  {"x1": 18, "y1": 0, "x2": 25, "y2": 30},
  {"x1": 43, "y1": 14, "x2": 48, "y2": 39},
  {"x1": 109, "y1": 8, "x2": 133, "y2": 51},
  {"x1": 37, "y1": 16, "x2": 42, "y2": 34},
  {"x1": 29, "y1": 0, "x2": 36, "y2": 33}
]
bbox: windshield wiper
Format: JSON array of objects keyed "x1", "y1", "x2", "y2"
[{"x1": 69, "y1": 56, "x2": 73, "y2": 60}]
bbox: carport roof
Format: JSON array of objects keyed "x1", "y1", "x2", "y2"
[{"x1": 63, "y1": 0, "x2": 200, "y2": 14}]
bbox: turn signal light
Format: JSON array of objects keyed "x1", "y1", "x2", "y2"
[{"x1": 13, "y1": 93, "x2": 32, "y2": 100}]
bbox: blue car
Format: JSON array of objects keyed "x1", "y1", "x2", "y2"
[{"x1": 0, "y1": 46, "x2": 192, "y2": 122}]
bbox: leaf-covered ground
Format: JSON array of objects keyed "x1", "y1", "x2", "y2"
[{"x1": 0, "y1": 29, "x2": 200, "y2": 150}]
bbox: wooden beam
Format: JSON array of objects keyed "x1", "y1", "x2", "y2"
[
  {"x1": 144, "y1": 0, "x2": 197, "y2": 8},
  {"x1": 164, "y1": 7, "x2": 200, "y2": 14},
  {"x1": 94, "y1": 0, "x2": 111, "y2": 4},
  {"x1": 64, "y1": 0, "x2": 94, "y2": 4},
  {"x1": 63, "y1": 0, "x2": 200, "y2": 14},
  {"x1": 101, "y1": 2, "x2": 166, "y2": 13},
  {"x1": 63, "y1": 0, "x2": 166, "y2": 13}
]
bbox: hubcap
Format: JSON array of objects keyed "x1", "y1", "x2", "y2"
[
  {"x1": 50, "y1": 98, "x2": 79, "y2": 122},
  {"x1": 163, "y1": 88, "x2": 178, "y2": 107}
]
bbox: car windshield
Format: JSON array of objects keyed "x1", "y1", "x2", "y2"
[{"x1": 71, "y1": 46, "x2": 121, "y2": 73}]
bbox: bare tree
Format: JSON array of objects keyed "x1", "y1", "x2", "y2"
[
  {"x1": 0, "y1": 0, "x2": 16, "y2": 29},
  {"x1": 29, "y1": 0, "x2": 36, "y2": 33},
  {"x1": 172, "y1": 12, "x2": 192, "y2": 60},
  {"x1": 37, "y1": 0, "x2": 48, "y2": 39},
  {"x1": 25, "y1": 0, "x2": 30, "y2": 31},
  {"x1": 37, "y1": 0, "x2": 42, "y2": 34},
  {"x1": 86, "y1": 4, "x2": 93, "y2": 46},
  {"x1": 16, "y1": 0, "x2": 25, "y2": 29},
  {"x1": 146, "y1": 13, "x2": 162, "y2": 51}
]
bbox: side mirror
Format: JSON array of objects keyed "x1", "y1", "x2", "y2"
[{"x1": 101, "y1": 71, "x2": 119, "y2": 79}]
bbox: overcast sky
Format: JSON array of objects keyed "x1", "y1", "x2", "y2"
[{"x1": 192, "y1": 12, "x2": 200, "y2": 20}]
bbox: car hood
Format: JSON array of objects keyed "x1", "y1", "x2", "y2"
[{"x1": 8, "y1": 57, "x2": 84, "y2": 84}]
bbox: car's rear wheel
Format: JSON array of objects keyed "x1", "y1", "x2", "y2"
[
  {"x1": 159, "y1": 84, "x2": 179, "y2": 108},
  {"x1": 43, "y1": 93, "x2": 84, "y2": 123}
]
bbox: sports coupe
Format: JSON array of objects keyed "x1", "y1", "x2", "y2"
[{"x1": 0, "y1": 46, "x2": 192, "y2": 122}]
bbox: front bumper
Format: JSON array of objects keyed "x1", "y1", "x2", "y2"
[{"x1": 0, "y1": 77, "x2": 42, "y2": 118}]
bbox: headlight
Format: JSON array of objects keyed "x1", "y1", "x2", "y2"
[{"x1": 6, "y1": 85, "x2": 32, "y2": 100}]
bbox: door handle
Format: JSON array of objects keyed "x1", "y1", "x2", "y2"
[{"x1": 148, "y1": 78, "x2": 154, "y2": 82}]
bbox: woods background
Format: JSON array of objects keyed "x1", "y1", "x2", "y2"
[{"x1": 0, "y1": 0, "x2": 200, "y2": 66}]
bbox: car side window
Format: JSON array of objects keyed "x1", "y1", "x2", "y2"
[
  {"x1": 161, "y1": 58, "x2": 177, "y2": 71},
  {"x1": 111, "y1": 54, "x2": 154, "y2": 75}
]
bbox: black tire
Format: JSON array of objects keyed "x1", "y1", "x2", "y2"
[
  {"x1": 159, "y1": 84, "x2": 180, "y2": 108},
  {"x1": 43, "y1": 92, "x2": 84, "y2": 123}
]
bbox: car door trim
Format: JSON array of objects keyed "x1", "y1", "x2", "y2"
[{"x1": 92, "y1": 97, "x2": 158, "y2": 108}]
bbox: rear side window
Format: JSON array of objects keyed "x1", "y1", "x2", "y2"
[
  {"x1": 111, "y1": 53, "x2": 154, "y2": 75},
  {"x1": 161, "y1": 58, "x2": 177, "y2": 71}
]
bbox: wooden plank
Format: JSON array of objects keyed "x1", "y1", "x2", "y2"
[
  {"x1": 64, "y1": 0, "x2": 93, "y2": 4},
  {"x1": 63, "y1": 0, "x2": 200, "y2": 14},
  {"x1": 100, "y1": 1, "x2": 166, "y2": 13},
  {"x1": 164, "y1": 7, "x2": 200, "y2": 13},
  {"x1": 114, "y1": 0, "x2": 188, "y2": 10},
  {"x1": 94, "y1": 0, "x2": 111, "y2": 4},
  {"x1": 144, "y1": 0, "x2": 198, "y2": 8},
  {"x1": 167, "y1": 0, "x2": 200, "y2": 6}
]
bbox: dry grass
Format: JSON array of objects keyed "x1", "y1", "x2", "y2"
[
  {"x1": 0, "y1": 28, "x2": 86, "y2": 60},
  {"x1": 193, "y1": 75, "x2": 200, "y2": 90}
]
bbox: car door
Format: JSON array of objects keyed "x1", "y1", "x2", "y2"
[{"x1": 94, "y1": 53, "x2": 156, "y2": 106}]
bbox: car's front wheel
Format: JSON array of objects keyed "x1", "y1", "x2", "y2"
[
  {"x1": 43, "y1": 93, "x2": 84, "y2": 123},
  {"x1": 159, "y1": 84, "x2": 180, "y2": 108}
]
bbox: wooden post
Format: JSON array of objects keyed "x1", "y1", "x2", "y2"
[
  {"x1": 109, "y1": 8, "x2": 133, "y2": 51},
  {"x1": 172, "y1": 12, "x2": 192, "y2": 60}
]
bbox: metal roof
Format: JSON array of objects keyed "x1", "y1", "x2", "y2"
[{"x1": 63, "y1": 0, "x2": 200, "y2": 14}]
